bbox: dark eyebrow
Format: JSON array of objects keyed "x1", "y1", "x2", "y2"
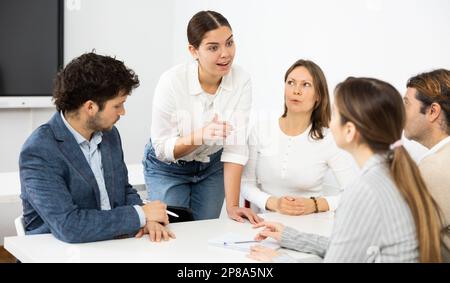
[
  {"x1": 287, "y1": 77, "x2": 313, "y2": 83},
  {"x1": 205, "y1": 35, "x2": 234, "y2": 45}
]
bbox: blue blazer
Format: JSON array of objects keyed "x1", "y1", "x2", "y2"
[{"x1": 19, "y1": 112, "x2": 143, "y2": 243}]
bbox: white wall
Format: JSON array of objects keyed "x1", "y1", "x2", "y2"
[
  {"x1": 0, "y1": 0, "x2": 175, "y2": 172},
  {"x1": 173, "y1": 0, "x2": 450, "y2": 108},
  {"x1": 64, "y1": 0, "x2": 175, "y2": 168},
  {"x1": 1, "y1": 0, "x2": 449, "y2": 172},
  {"x1": 0, "y1": 108, "x2": 55, "y2": 172},
  {"x1": 171, "y1": 0, "x2": 450, "y2": 160}
]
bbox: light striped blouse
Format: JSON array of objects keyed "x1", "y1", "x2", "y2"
[{"x1": 274, "y1": 154, "x2": 419, "y2": 263}]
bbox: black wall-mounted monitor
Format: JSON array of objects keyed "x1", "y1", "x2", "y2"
[{"x1": 0, "y1": 0, "x2": 64, "y2": 99}]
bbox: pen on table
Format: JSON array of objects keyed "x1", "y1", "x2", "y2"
[
  {"x1": 223, "y1": 240, "x2": 259, "y2": 245},
  {"x1": 142, "y1": 200, "x2": 179, "y2": 218}
]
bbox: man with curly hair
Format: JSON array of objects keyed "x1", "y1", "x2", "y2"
[{"x1": 19, "y1": 52, "x2": 175, "y2": 243}]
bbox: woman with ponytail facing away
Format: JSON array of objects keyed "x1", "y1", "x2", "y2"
[{"x1": 248, "y1": 77, "x2": 443, "y2": 263}]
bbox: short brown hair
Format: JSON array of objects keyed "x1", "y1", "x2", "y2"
[
  {"x1": 187, "y1": 11, "x2": 231, "y2": 49},
  {"x1": 407, "y1": 69, "x2": 450, "y2": 134},
  {"x1": 282, "y1": 59, "x2": 330, "y2": 140},
  {"x1": 53, "y1": 52, "x2": 139, "y2": 113}
]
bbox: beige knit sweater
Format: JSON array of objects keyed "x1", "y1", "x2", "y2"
[{"x1": 419, "y1": 140, "x2": 450, "y2": 261}]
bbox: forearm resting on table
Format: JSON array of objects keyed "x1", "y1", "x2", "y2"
[
  {"x1": 224, "y1": 162, "x2": 243, "y2": 209},
  {"x1": 317, "y1": 198, "x2": 329, "y2": 212},
  {"x1": 265, "y1": 196, "x2": 330, "y2": 212}
]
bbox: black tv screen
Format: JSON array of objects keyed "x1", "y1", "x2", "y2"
[{"x1": 0, "y1": 0, "x2": 63, "y2": 97}]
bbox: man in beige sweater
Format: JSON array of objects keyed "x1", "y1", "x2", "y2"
[{"x1": 403, "y1": 69, "x2": 450, "y2": 261}]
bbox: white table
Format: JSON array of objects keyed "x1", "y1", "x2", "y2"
[
  {"x1": 0, "y1": 164, "x2": 146, "y2": 245},
  {"x1": 4, "y1": 212, "x2": 334, "y2": 263}
]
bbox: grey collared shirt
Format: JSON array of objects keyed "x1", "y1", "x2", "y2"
[
  {"x1": 60, "y1": 112, "x2": 146, "y2": 227},
  {"x1": 274, "y1": 154, "x2": 418, "y2": 263}
]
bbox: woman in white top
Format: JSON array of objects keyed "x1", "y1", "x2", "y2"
[
  {"x1": 242, "y1": 59, "x2": 356, "y2": 215},
  {"x1": 143, "y1": 11, "x2": 261, "y2": 222},
  {"x1": 248, "y1": 77, "x2": 444, "y2": 263}
]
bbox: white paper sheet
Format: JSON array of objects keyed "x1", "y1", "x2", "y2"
[{"x1": 208, "y1": 232, "x2": 280, "y2": 252}]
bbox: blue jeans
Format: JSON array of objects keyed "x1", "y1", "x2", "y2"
[{"x1": 142, "y1": 142, "x2": 224, "y2": 220}]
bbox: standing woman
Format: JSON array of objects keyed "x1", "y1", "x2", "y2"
[
  {"x1": 248, "y1": 77, "x2": 443, "y2": 262},
  {"x1": 143, "y1": 11, "x2": 261, "y2": 222}
]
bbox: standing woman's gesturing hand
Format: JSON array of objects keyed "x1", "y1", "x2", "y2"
[{"x1": 201, "y1": 114, "x2": 233, "y2": 145}]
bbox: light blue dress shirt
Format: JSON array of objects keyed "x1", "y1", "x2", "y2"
[{"x1": 60, "y1": 112, "x2": 146, "y2": 227}]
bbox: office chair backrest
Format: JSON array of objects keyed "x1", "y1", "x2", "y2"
[
  {"x1": 14, "y1": 215, "x2": 25, "y2": 236},
  {"x1": 167, "y1": 206, "x2": 194, "y2": 223}
]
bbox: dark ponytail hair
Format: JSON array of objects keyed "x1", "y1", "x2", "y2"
[
  {"x1": 187, "y1": 10, "x2": 231, "y2": 49},
  {"x1": 335, "y1": 77, "x2": 443, "y2": 263}
]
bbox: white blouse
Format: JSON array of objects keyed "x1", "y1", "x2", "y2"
[
  {"x1": 150, "y1": 60, "x2": 252, "y2": 165},
  {"x1": 241, "y1": 118, "x2": 357, "y2": 212}
]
